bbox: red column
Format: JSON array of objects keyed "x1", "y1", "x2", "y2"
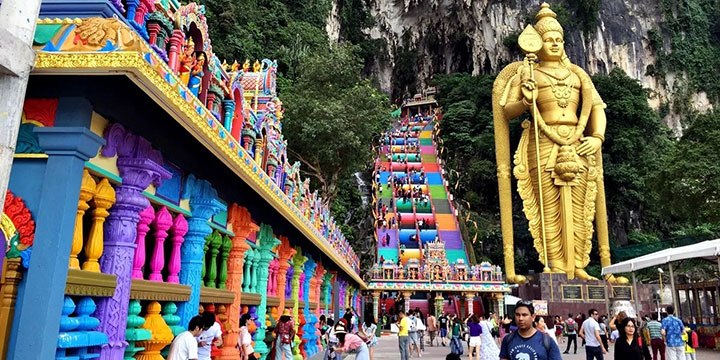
[{"x1": 167, "y1": 30, "x2": 184, "y2": 73}]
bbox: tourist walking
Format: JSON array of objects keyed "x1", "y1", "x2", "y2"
[
  {"x1": 415, "y1": 310, "x2": 427, "y2": 352},
  {"x1": 535, "y1": 316, "x2": 557, "y2": 344},
  {"x1": 564, "y1": 313, "x2": 578, "y2": 354},
  {"x1": 661, "y1": 306, "x2": 686, "y2": 360},
  {"x1": 480, "y1": 314, "x2": 501, "y2": 360},
  {"x1": 274, "y1": 315, "x2": 295, "y2": 360},
  {"x1": 614, "y1": 318, "x2": 651, "y2": 360},
  {"x1": 408, "y1": 311, "x2": 421, "y2": 357},
  {"x1": 500, "y1": 300, "x2": 561, "y2": 360},
  {"x1": 323, "y1": 319, "x2": 339, "y2": 360},
  {"x1": 599, "y1": 315, "x2": 609, "y2": 350},
  {"x1": 167, "y1": 315, "x2": 206, "y2": 360},
  {"x1": 646, "y1": 314, "x2": 665, "y2": 360},
  {"x1": 333, "y1": 323, "x2": 370, "y2": 360},
  {"x1": 465, "y1": 314, "x2": 482, "y2": 360},
  {"x1": 198, "y1": 311, "x2": 223, "y2": 360},
  {"x1": 439, "y1": 312, "x2": 449, "y2": 346},
  {"x1": 682, "y1": 321, "x2": 698, "y2": 360},
  {"x1": 579, "y1": 309, "x2": 607, "y2": 360},
  {"x1": 450, "y1": 316, "x2": 464, "y2": 355},
  {"x1": 238, "y1": 314, "x2": 255, "y2": 360},
  {"x1": 397, "y1": 311, "x2": 410, "y2": 360},
  {"x1": 501, "y1": 315, "x2": 512, "y2": 340},
  {"x1": 360, "y1": 314, "x2": 378, "y2": 360},
  {"x1": 427, "y1": 313, "x2": 438, "y2": 346}
]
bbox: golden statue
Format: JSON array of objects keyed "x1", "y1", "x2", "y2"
[{"x1": 493, "y1": 3, "x2": 626, "y2": 284}]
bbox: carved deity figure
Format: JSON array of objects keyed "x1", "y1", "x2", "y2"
[
  {"x1": 178, "y1": 38, "x2": 194, "y2": 86},
  {"x1": 493, "y1": 3, "x2": 626, "y2": 284},
  {"x1": 188, "y1": 52, "x2": 206, "y2": 97}
]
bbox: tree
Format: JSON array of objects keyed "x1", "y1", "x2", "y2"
[
  {"x1": 592, "y1": 68, "x2": 672, "y2": 245},
  {"x1": 656, "y1": 111, "x2": 720, "y2": 223},
  {"x1": 281, "y1": 44, "x2": 390, "y2": 205}
]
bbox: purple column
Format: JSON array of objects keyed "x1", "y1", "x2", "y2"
[{"x1": 95, "y1": 124, "x2": 170, "y2": 360}]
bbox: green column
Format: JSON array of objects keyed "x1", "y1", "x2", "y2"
[
  {"x1": 205, "y1": 230, "x2": 222, "y2": 287},
  {"x1": 253, "y1": 224, "x2": 280, "y2": 360},
  {"x1": 291, "y1": 248, "x2": 308, "y2": 360},
  {"x1": 242, "y1": 248, "x2": 255, "y2": 292},
  {"x1": 217, "y1": 234, "x2": 232, "y2": 289}
]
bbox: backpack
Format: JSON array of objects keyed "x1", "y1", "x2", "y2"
[
  {"x1": 505, "y1": 331, "x2": 552, "y2": 354},
  {"x1": 686, "y1": 329, "x2": 697, "y2": 349},
  {"x1": 566, "y1": 320, "x2": 576, "y2": 332}
]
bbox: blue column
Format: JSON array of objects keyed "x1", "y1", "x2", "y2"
[
  {"x1": 176, "y1": 175, "x2": 224, "y2": 327},
  {"x1": 9, "y1": 127, "x2": 105, "y2": 359},
  {"x1": 301, "y1": 258, "x2": 317, "y2": 356}
]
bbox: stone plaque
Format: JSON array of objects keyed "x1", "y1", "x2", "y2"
[
  {"x1": 587, "y1": 285, "x2": 606, "y2": 301},
  {"x1": 561, "y1": 284, "x2": 583, "y2": 300},
  {"x1": 613, "y1": 286, "x2": 633, "y2": 300}
]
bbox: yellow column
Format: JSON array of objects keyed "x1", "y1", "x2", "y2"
[
  {"x1": 69, "y1": 169, "x2": 95, "y2": 269},
  {"x1": 82, "y1": 178, "x2": 115, "y2": 272},
  {"x1": 136, "y1": 301, "x2": 173, "y2": 360}
]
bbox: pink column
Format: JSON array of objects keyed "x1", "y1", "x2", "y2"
[
  {"x1": 149, "y1": 206, "x2": 173, "y2": 281},
  {"x1": 167, "y1": 30, "x2": 185, "y2": 73},
  {"x1": 268, "y1": 259, "x2": 279, "y2": 295},
  {"x1": 167, "y1": 214, "x2": 188, "y2": 283},
  {"x1": 132, "y1": 206, "x2": 155, "y2": 279}
]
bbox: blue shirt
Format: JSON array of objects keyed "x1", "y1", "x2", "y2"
[
  {"x1": 661, "y1": 315, "x2": 685, "y2": 347},
  {"x1": 500, "y1": 330, "x2": 562, "y2": 360}
]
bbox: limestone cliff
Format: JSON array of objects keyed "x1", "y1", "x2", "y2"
[{"x1": 330, "y1": 0, "x2": 709, "y2": 133}]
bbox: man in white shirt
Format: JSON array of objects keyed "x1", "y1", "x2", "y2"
[
  {"x1": 579, "y1": 309, "x2": 607, "y2": 360},
  {"x1": 197, "y1": 311, "x2": 224, "y2": 360},
  {"x1": 168, "y1": 316, "x2": 206, "y2": 360}
]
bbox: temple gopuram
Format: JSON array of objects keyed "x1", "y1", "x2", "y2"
[
  {"x1": 0, "y1": 1, "x2": 363, "y2": 359},
  {"x1": 369, "y1": 91, "x2": 510, "y2": 320}
]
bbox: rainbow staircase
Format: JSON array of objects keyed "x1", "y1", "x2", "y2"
[{"x1": 374, "y1": 115, "x2": 468, "y2": 268}]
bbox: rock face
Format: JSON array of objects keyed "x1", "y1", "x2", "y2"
[{"x1": 332, "y1": 0, "x2": 696, "y2": 132}]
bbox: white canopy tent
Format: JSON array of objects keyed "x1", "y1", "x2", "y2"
[{"x1": 602, "y1": 239, "x2": 720, "y2": 313}]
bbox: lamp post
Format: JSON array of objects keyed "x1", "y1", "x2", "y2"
[{"x1": 658, "y1": 267, "x2": 664, "y2": 319}]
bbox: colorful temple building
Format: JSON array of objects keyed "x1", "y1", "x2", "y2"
[
  {"x1": 369, "y1": 91, "x2": 510, "y2": 320},
  {"x1": 0, "y1": 1, "x2": 364, "y2": 359}
]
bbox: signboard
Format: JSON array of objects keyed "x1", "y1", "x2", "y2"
[
  {"x1": 587, "y1": 285, "x2": 606, "y2": 301},
  {"x1": 533, "y1": 300, "x2": 548, "y2": 316},
  {"x1": 561, "y1": 284, "x2": 583, "y2": 300},
  {"x1": 613, "y1": 286, "x2": 633, "y2": 300}
]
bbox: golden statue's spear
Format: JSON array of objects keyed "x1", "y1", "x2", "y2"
[{"x1": 518, "y1": 25, "x2": 551, "y2": 273}]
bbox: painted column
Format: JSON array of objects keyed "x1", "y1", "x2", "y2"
[
  {"x1": 323, "y1": 273, "x2": 333, "y2": 315},
  {"x1": 252, "y1": 224, "x2": 280, "y2": 360},
  {"x1": 10, "y1": 126, "x2": 105, "y2": 360},
  {"x1": 275, "y1": 236, "x2": 296, "y2": 315},
  {"x1": 93, "y1": 123, "x2": 170, "y2": 360},
  {"x1": 222, "y1": 99, "x2": 235, "y2": 132},
  {"x1": 314, "y1": 265, "x2": 325, "y2": 319},
  {"x1": 402, "y1": 291, "x2": 412, "y2": 314},
  {"x1": 177, "y1": 175, "x2": 224, "y2": 327},
  {"x1": 302, "y1": 258, "x2": 317, "y2": 357},
  {"x1": 332, "y1": 273, "x2": 340, "y2": 321},
  {"x1": 372, "y1": 292, "x2": 381, "y2": 322},
  {"x1": 242, "y1": 247, "x2": 255, "y2": 292},
  {"x1": 220, "y1": 204, "x2": 257, "y2": 360},
  {"x1": 497, "y1": 293, "x2": 505, "y2": 318},
  {"x1": 291, "y1": 248, "x2": 308, "y2": 359},
  {"x1": 465, "y1": 293, "x2": 474, "y2": 316},
  {"x1": 434, "y1": 293, "x2": 444, "y2": 318}
]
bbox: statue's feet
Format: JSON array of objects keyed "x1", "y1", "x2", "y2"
[
  {"x1": 507, "y1": 274, "x2": 527, "y2": 284},
  {"x1": 575, "y1": 268, "x2": 598, "y2": 281},
  {"x1": 605, "y1": 274, "x2": 630, "y2": 284}
]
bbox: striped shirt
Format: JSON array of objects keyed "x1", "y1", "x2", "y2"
[{"x1": 647, "y1": 320, "x2": 662, "y2": 339}]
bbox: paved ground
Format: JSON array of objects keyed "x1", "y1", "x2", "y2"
[{"x1": 362, "y1": 334, "x2": 719, "y2": 360}]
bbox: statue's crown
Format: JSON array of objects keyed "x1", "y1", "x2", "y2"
[{"x1": 534, "y1": 2, "x2": 564, "y2": 36}]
